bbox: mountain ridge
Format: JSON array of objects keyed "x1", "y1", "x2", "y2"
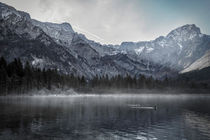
[{"x1": 0, "y1": 2, "x2": 210, "y2": 79}]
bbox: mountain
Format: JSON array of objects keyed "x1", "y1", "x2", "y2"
[
  {"x1": 113, "y1": 24, "x2": 210, "y2": 71},
  {"x1": 0, "y1": 2, "x2": 209, "y2": 79},
  {"x1": 0, "y1": 2, "x2": 175, "y2": 79}
]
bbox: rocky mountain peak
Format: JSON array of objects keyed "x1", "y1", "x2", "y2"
[
  {"x1": 61, "y1": 22, "x2": 73, "y2": 30},
  {"x1": 166, "y1": 24, "x2": 201, "y2": 42},
  {"x1": 0, "y1": 2, "x2": 30, "y2": 20}
]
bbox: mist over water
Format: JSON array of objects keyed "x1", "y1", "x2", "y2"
[{"x1": 0, "y1": 94, "x2": 210, "y2": 140}]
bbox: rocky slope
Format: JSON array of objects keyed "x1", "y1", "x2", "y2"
[
  {"x1": 113, "y1": 24, "x2": 210, "y2": 71},
  {"x1": 181, "y1": 50, "x2": 210, "y2": 73}
]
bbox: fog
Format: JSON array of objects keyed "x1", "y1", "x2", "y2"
[
  {"x1": 6, "y1": 87, "x2": 210, "y2": 98},
  {"x1": 1, "y1": 90, "x2": 210, "y2": 139}
]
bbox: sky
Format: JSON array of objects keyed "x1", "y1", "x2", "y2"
[{"x1": 1, "y1": 0, "x2": 210, "y2": 44}]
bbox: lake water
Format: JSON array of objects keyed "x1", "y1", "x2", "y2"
[{"x1": 0, "y1": 94, "x2": 210, "y2": 140}]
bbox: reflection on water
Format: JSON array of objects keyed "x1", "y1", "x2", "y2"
[
  {"x1": 184, "y1": 111, "x2": 210, "y2": 138},
  {"x1": 0, "y1": 94, "x2": 210, "y2": 140}
]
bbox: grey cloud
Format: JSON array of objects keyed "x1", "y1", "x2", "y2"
[
  {"x1": 34, "y1": 0, "x2": 146, "y2": 44},
  {"x1": 1, "y1": 0, "x2": 206, "y2": 44}
]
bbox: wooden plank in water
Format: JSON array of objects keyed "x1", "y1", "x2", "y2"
[
  {"x1": 128, "y1": 104, "x2": 157, "y2": 110},
  {"x1": 131, "y1": 106, "x2": 156, "y2": 110}
]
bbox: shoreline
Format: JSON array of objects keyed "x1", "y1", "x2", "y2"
[{"x1": 1, "y1": 87, "x2": 210, "y2": 97}]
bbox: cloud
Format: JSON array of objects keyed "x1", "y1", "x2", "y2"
[
  {"x1": 1, "y1": 0, "x2": 209, "y2": 44},
  {"x1": 35, "y1": 0, "x2": 147, "y2": 44}
]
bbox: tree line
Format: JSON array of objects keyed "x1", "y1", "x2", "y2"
[
  {"x1": 0, "y1": 57, "x2": 85, "y2": 95},
  {"x1": 0, "y1": 57, "x2": 209, "y2": 95}
]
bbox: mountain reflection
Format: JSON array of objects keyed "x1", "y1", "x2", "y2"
[{"x1": 0, "y1": 95, "x2": 210, "y2": 140}]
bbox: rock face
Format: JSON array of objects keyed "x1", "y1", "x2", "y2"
[
  {"x1": 180, "y1": 50, "x2": 210, "y2": 73},
  {"x1": 113, "y1": 24, "x2": 210, "y2": 71},
  {"x1": 0, "y1": 2, "x2": 209, "y2": 79},
  {"x1": 32, "y1": 20, "x2": 75, "y2": 47}
]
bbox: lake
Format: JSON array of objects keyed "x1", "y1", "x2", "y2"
[{"x1": 0, "y1": 94, "x2": 210, "y2": 140}]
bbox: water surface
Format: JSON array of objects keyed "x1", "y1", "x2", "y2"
[{"x1": 0, "y1": 94, "x2": 210, "y2": 140}]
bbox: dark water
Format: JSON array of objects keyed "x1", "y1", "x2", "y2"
[{"x1": 0, "y1": 94, "x2": 210, "y2": 140}]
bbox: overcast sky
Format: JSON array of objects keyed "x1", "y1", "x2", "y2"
[{"x1": 1, "y1": 0, "x2": 210, "y2": 44}]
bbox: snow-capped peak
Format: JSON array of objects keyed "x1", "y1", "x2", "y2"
[
  {"x1": 166, "y1": 24, "x2": 201, "y2": 42},
  {"x1": 32, "y1": 20, "x2": 75, "y2": 46}
]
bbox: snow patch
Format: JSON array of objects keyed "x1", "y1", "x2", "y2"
[
  {"x1": 134, "y1": 47, "x2": 144, "y2": 55},
  {"x1": 177, "y1": 43, "x2": 183, "y2": 50},
  {"x1": 121, "y1": 50, "x2": 127, "y2": 54},
  {"x1": 146, "y1": 47, "x2": 154, "y2": 53},
  {"x1": 158, "y1": 40, "x2": 166, "y2": 47},
  {"x1": 110, "y1": 50, "x2": 120, "y2": 55},
  {"x1": 189, "y1": 33, "x2": 197, "y2": 40},
  {"x1": 32, "y1": 56, "x2": 44, "y2": 65}
]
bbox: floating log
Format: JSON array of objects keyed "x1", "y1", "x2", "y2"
[{"x1": 128, "y1": 104, "x2": 157, "y2": 110}]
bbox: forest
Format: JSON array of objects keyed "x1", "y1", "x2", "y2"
[{"x1": 0, "y1": 57, "x2": 209, "y2": 95}]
